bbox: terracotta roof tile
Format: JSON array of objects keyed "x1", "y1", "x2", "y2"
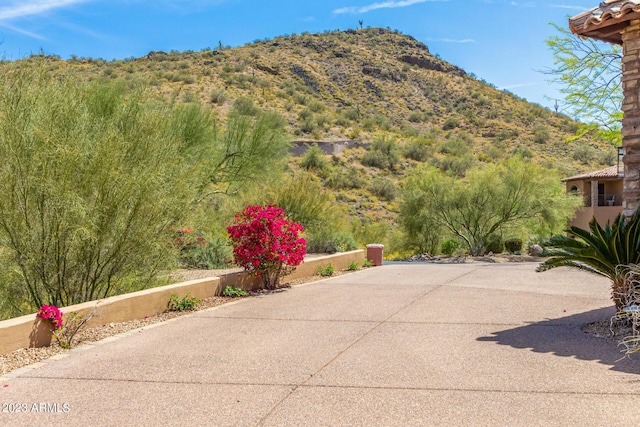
[
  {"x1": 570, "y1": 1, "x2": 640, "y2": 44},
  {"x1": 562, "y1": 165, "x2": 622, "y2": 181}
]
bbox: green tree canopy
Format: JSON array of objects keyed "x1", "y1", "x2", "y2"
[
  {"x1": 544, "y1": 23, "x2": 622, "y2": 142},
  {"x1": 0, "y1": 63, "x2": 289, "y2": 312},
  {"x1": 400, "y1": 158, "x2": 581, "y2": 255}
]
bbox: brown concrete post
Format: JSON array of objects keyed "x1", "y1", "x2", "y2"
[
  {"x1": 621, "y1": 20, "x2": 640, "y2": 216},
  {"x1": 366, "y1": 244, "x2": 384, "y2": 266}
]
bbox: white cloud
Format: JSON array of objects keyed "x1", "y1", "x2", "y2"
[
  {"x1": 0, "y1": 0, "x2": 90, "y2": 21},
  {"x1": 333, "y1": 0, "x2": 447, "y2": 15},
  {"x1": 549, "y1": 4, "x2": 588, "y2": 11},
  {"x1": 0, "y1": 22, "x2": 47, "y2": 40},
  {"x1": 509, "y1": 1, "x2": 535, "y2": 7},
  {"x1": 426, "y1": 37, "x2": 477, "y2": 44}
]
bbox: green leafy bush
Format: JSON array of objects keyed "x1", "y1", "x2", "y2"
[
  {"x1": 306, "y1": 232, "x2": 358, "y2": 254},
  {"x1": 308, "y1": 100, "x2": 325, "y2": 112},
  {"x1": 400, "y1": 159, "x2": 578, "y2": 256},
  {"x1": 178, "y1": 234, "x2": 232, "y2": 270},
  {"x1": 168, "y1": 293, "x2": 201, "y2": 311},
  {"x1": 485, "y1": 235, "x2": 504, "y2": 254},
  {"x1": 504, "y1": 238, "x2": 523, "y2": 253},
  {"x1": 270, "y1": 173, "x2": 337, "y2": 236},
  {"x1": 326, "y1": 168, "x2": 364, "y2": 190},
  {"x1": 408, "y1": 111, "x2": 423, "y2": 123},
  {"x1": 403, "y1": 138, "x2": 433, "y2": 162},
  {"x1": 223, "y1": 285, "x2": 248, "y2": 297},
  {"x1": 572, "y1": 144, "x2": 595, "y2": 164},
  {"x1": 0, "y1": 66, "x2": 220, "y2": 309},
  {"x1": 442, "y1": 117, "x2": 459, "y2": 130},
  {"x1": 362, "y1": 259, "x2": 374, "y2": 268},
  {"x1": 317, "y1": 264, "x2": 335, "y2": 277},
  {"x1": 299, "y1": 117, "x2": 317, "y2": 133},
  {"x1": 232, "y1": 96, "x2": 260, "y2": 116},
  {"x1": 347, "y1": 261, "x2": 360, "y2": 271},
  {"x1": 300, "y1": 144, "x2": 328, "y2": 171},
  {"x1": 441, "y1": 239, "x2": 460, "y2": 256},
  {"x1": 369, "y1": 178, "x2": 397, "y2": 201},
  {"x1": 533, "y1": 124, "x2": 550, "y2": 144},
  {"x1": 210, "y1": 88, "x2": 227, "y2": 105},
  {"x1": 361, "y1": 135, "x2": 400, "y2": 170}
]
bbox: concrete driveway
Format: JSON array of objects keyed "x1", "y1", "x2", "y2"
[{"x1": 1, "y1": 262, "x2": 639, "y2": 426}]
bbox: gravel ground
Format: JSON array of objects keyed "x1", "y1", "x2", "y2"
[
  {"x1": 582, "y1": 318, "x2": 636, "y2": 343},
  {"x1": 0, "y1": 267, "x2": 353, "y2": 377}
]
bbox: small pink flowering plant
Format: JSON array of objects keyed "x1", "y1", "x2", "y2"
[
  {"x1": 36, "y1": 304, "x2": 94, "y2": 349},
  {"x1": 227, "y1": 205, "x2": 306, "y2": 290},
  {"x1": 36, "y1": 305, "x2": 63, "y2": 329}
]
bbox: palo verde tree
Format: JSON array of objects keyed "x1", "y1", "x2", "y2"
[
  {"x1": 0, "y1": 62, "x2": 288, "y2": 312},
  {"x1": 400, "y1": 157, "x2": 581, "y2": 255},
  {"x1": 544, "y1": 23, "x2": 622, "y2": 143}
]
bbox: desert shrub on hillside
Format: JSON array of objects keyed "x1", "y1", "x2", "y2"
[
  {"x1": 408, "y1": 111, "x2": 424, "y2": 123},
  {"x1": 361, "y1": 135, "x2": 400, "y2": 170},
  {"x1": 350, "y1": 219, "x2": 391, "y2": 249},
  {"x1": 210, "y1": 88, "x2": 227, "y2": 104},
  {"x1": 308, "y1": 100, "x2": 325, "y2": 112},
  {"x1": 369, "y1": 178, "x2": 397, "y2": 201},
  {"x1": 442, "y1": 117, "x2": 459, "y2": 130},
  {"x1": 438, "y1": 132, "x2": 473, "y2": 156},
  {"x1": 600, "y1": 147, "x2": 617, "y2": 166},
  {"x1": 433, "y1": 154, "x2": 475, "y2": 177},
  {"x1": 300, "y1": 144, "x2": 328, "y2": 171},
  {"x1": 342, "y1": 108, "x2": 360, "y2": 121},
  {"x1": 533, "y1": 124, "x2": 550, "y2": 144},
  {"x1": 326, "y1": 167, "x2": 364, "y2": 190},
  {"x1": 298, "y1": 117, "x2": 316, "y2": 134},
  {"x1": 572, "y1": 144, "x2": 595, "y2": 164},
  {"x1": 403, "y1": 137, "x2": 434, "y2": 162},
  {"x1": 232, "y1": 96, "x2": 260, "y2": 116},
  {"x1": 266, "y1": 173, "x2": 355, "y2": 250}
]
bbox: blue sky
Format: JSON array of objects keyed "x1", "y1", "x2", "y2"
[{"x1": 0, "y1": 0, "x2": 603, "y2": 109}]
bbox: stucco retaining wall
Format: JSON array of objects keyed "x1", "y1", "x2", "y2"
[{"x1": 0, "y1": 250, "x2": 365, "y2": 354}]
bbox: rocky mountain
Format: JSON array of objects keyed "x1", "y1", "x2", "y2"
[{"x1": 5, "y1": 27, "x2": 615, "y2": 250}]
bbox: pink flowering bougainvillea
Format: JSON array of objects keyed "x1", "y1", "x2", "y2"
[
  {"x1": 227, "y1": 205, "x2": 306, "y2": 290},
  {"x1": 36, "y1": 305, "x2": 63, "y2": 329}
]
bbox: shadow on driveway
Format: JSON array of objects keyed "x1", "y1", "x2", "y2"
[{"x1": 477, "y1": 307, "x2": 640, "y2": 376}]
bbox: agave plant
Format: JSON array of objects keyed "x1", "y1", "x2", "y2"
[{"x1": 537, "y1": 211, "x2": 640, "y2": 312}]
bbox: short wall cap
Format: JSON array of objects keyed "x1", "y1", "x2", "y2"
[{"x1": 366, "y1": 244, "x2": 385, "y2": 248}]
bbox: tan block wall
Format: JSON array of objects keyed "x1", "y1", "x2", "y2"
[{"x1": 0, "y1": 250, "x2": 365, "y2": 355}]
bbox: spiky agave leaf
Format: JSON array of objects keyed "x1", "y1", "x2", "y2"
[{"x1": 537, "y1": 210, "x2": 640, "y2": 311}]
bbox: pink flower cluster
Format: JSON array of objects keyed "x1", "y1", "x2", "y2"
[
  {"x1": 36, "y1": 305, "x2": 63, "y2": 329},
  {"x1": 227, "y1": 205, "x2": 306, "y2": 288}
]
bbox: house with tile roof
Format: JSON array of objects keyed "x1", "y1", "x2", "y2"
[
  {"x1": 569, "y1": 1, "x2": 640, "y2": 217},
  {"x1": 570, "y1": 0, "x2": 640, "y2": 44},
  {"x1": 563, "y1": 164, "x2": 623, "y2": 229}
]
